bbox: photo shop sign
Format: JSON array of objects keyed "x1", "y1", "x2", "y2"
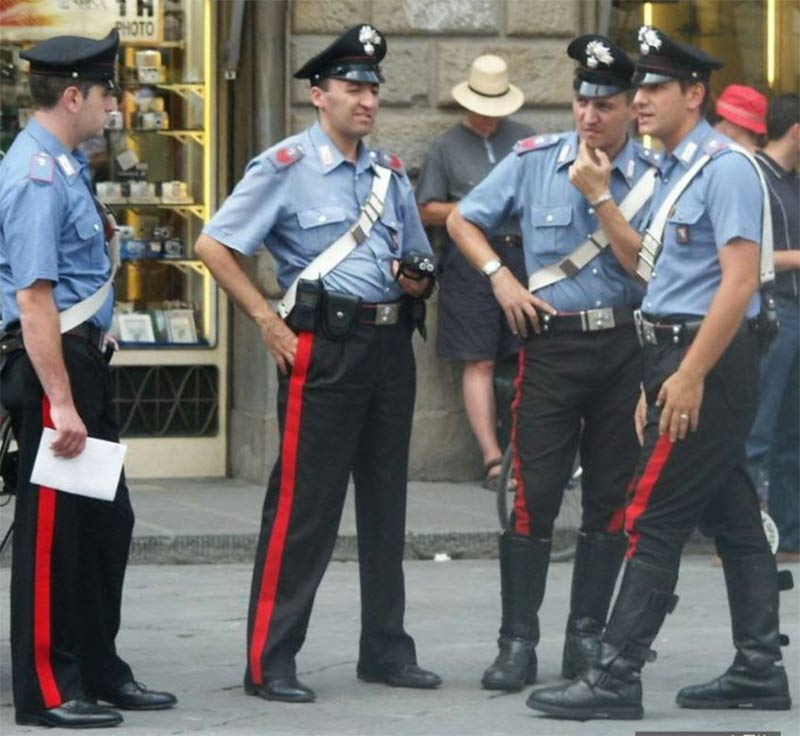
[{"x1": 0, "y1": 0, "x2": 163, "y2": 44}]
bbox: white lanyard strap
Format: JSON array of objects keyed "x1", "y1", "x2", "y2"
[
  {"x1": 528, "y1": 168, "x2": 657, "y2": 293},
  {"x1": 277, "y1": 164, "x2": 393, "y2": 319}
]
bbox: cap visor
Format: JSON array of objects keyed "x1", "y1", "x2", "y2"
[
  {"x1": 575, "y1": 80, "x2": 628, "y2": 99},
  {"x1": 327, "y1": 69, "x2": 384, "y2": 84},
  {"x1": 451, "y1": 81, "x2": 524, "y2": 117},
  {"x1": 634, "y1": 71, "x2": 679, "y2": 86}
]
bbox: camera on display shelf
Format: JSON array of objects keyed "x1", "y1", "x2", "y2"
[
  {"x1": 128, "y1": 180, "x2": 159, "y2": 203},
  {"x1": 95, "y1": 180, "x2": 125, "y2": 204},
  {"x1": 105, "y1": 110, "x2": 124, "y2": 130}
]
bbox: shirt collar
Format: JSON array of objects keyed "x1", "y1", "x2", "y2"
[
  {"x1": 756, "y1": 150, "x2": 795, "y2": 180},
  {"x1": 668, "y1": 118, "x2": 713, "y2": 171},
  {"x1": 308, "y1": 121, "x2": 372, "y2": 175},
  {"x1": 24, "y1": 117, "x2": 85, "y2": 184}
]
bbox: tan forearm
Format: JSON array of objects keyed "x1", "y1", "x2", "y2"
[
  {"x1": 593, "y1": 198, "x2": 643, "y2": 275},
  {"x1": 419, "y1": 200, "x2": 457, "y2": 227},
  {"x1": 17, "y1": 282, "x2": 75, "y2": 407},
  {"x1": 445, "y1": 206, "x2": 499, "y2": 273},
  {"x1": 195, "y1": 233, "x2": 280, "y2": 331},
  {"x1": 679, "y1": 241, "x2": 760, "y2": 381},
  {"x1": 774, "y1": 250, "x2": 800, "y2": 272}
]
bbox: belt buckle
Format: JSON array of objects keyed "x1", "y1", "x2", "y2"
[
  {"x1": 584, "y1": 307, "x2": 615, "y2": 331},
  {"x1": 634, "y1": 310, "x2": 656, "y2": 345},
  {"x1": 375, "y1": 303, "x2": 399, "y2": 326}
]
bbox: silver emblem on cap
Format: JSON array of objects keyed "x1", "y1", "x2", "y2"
[
  {"x1": 585, "y1": 40, "x2": 614, "y2": 69},
  {"x1": 359, "y1": 25, "x2": 382, "y2": 56},
  {"x1": 638, "y1": 26, "x2": 662, "y2": 55}
]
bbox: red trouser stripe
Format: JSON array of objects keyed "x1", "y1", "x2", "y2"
[
  {"x1": 249, "y1": 331, "x2": 315, "y2": 685},
  {"x1": 625, "y1": 434, "x2": 674, "y2": 558},
  {"x1": 34, "y1": 396, "x2": 62, "y2": 707},
  {"x1": 511, "y1": 348, "x2": 531, "y2": 535}
]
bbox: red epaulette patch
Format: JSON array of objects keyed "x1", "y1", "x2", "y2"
[
  {"x1": 388, "y1": 152, "x2": 405, "y2": 174},
  {"x1": 372, "y1": 149, "x2": 406, "y2": 175},
  {"x1": 269, "y1": 144, "x2": 304, "y2": 170},
  {"x1": 513, "y1": 134, "x2": 560, "y2": 156},
  {"x1": 29, "y1": 152, "x2": 55, "y2": 183}
]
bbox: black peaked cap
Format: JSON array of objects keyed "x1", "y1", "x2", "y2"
[
  {"x1": 567, "y1": 34, "x2": 635, "y2": 98},
  {"x1": 294, "y1": 24, "x2": 386, "y2": 84},
  {"x1": 21, "y1": 29, "x2": 119, "y2": 87},
  {"x1": 634, "y1": 25, "x2": 723, "y2": 84}
]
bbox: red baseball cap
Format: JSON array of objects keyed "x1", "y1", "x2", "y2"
[{"x1": 716, "y1": 84, "x2": 767, "y2": 135}]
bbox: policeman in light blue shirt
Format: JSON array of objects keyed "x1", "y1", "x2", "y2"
[
  {"x1": 641, "y1": 117, "x2": 762, "y2": 319},
  {"x1": 0, "y1": 117, "x2": 113, "y2": 329},
  {"x1": 528, "y1": 26, "x2": 791, "y2": 722},
  {"x1": 0, "y1": 29, "x2": 176, "y2": 729},
  {"x1": 448, "y1": 35, "x2": 657, "y2": 693},
  {"x1": 196, "y1": 23, "x2": 440, "y2": 705}
]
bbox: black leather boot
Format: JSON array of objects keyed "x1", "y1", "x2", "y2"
[
  {"x1": 562, "y1": 532, "x2": 626, "y2": 679},
  {"x1": 676, "y1": 554, "x2": 792, "y2": 710},
  {"x1": 527, "y1": 558, "x2": 678, "y2": 720},
  {"x1": 481, "y1": 533, "x2": 550, "y2": 691}
]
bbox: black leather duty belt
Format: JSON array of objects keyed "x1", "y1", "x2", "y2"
[
  {"x1": 537, "y1": 306, "x2": 635, "y2": 334},
  {"x1": 0, "y1": 322, "x2": 106, "y2": 356},
  {"x1": 489, "y1": 234, "x2": 522, "y2": 248},
  {"x1": 359, "y1": 300, "x2": 408, "y2": 326},
  {"x1": 634, "y1": 311, "x2": 760, "y2": 348}
]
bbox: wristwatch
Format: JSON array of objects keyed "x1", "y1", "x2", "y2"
[{"x1": 481, "y1": 258, "x2": 504, "y2": 278}]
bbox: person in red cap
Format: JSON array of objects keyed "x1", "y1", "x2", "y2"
[{"x1": 713, "y1": 83, "x2": 767, "y2": 152}]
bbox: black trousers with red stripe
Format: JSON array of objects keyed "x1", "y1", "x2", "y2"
[
  {"x1": 245, "y1": 319, "x2": 418, "y2": 686},
  {"x1": 1, "y1": 336, "x2": 134, "y2": 718},
  {"x1": 510, "y1": 326, "x2": 642, "y2": 538},
  {"x1": 625, "y1": 329, "x2": 771, "y2": 569}
]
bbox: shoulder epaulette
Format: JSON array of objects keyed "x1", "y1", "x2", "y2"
[
  {"x1": 267, "y1": 144, "x2": 304, "y2": 171},
  {"x1": 372, "y1": 149, "x2": 405, "y2": 175},
  {"x1": 514, "y1": 134, "x2": 561, "y2": 156},
  {"x1": 29, "y1": 152, "x2": 55, "y2": 184},
  {"x1": 703, "y1": 137, "x2": 731, "y2": 158},
  {"x1": 638, "y1": 146, "x2": 662, "y2": 164}
]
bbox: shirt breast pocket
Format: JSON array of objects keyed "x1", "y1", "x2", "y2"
[
  {"x1": 373, "y1": 205, "x2": 404, "y2": 255},
  {"x1": 528, "y1": 205, "x2": 573, "y2": 254},
  {"x1": 295, "y1": 205, "x2": 350, "y2": 254},
  {"x1": 666, "y1": 204, "x2": 709, "y2": 255}
]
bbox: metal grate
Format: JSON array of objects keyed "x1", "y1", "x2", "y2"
[{"x1": 111, "y1": 365, "x2": 218, "y2": 437}]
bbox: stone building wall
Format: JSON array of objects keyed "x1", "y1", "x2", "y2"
[{"x1": 228, "y1": 0, "x2": 593, "y2": 484}]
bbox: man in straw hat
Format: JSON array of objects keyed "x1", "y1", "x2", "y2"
[
  {"x1": 447, "y1": 34, "x2": 658, "y2": 692},
  {"x1": 416, "y1": 55, "x2": 532, "y2": 491}
]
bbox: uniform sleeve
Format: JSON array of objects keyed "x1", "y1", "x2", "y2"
[
  {"x1": 415, "y1": 139, "x2": 449, "y2": 205},
  {"x1": 202, "y1": 155, "x2": 288, "y2": 256},
  {"x1": 1, "y1": 180, "x2": 62, "y2": 290},
  {"x1": 458, "y1": 150, "x2": 520, "y2": 235},
  {"x1": 706, "y1": 153, "x2": 763, "y2": 250},
  {"x1": 397, "y1": 174, "x2": 433, "y2": 256}
]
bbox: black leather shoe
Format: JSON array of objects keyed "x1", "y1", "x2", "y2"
[
  {"x1": 481, "y1": 636, "x2": 537, "y2": 690},
  {"x1": 676, "y1": 663, "x2": 791, "y2": 710},
  {"x1": 16, "y1": 697, "x2": 123, "y2": 728},
  {"x1": 93, "y1": 681, "x2": 177, "y2": 710},
  {"x1": 357, "y1": 663, "x2": 442, "y2": 689},
  {"x1": 245, "y1": 677, "x2": 316, "y2": 703}
]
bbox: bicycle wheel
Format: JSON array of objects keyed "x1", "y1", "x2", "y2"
[{"x1": 495, "y1": 443, "x2": 580, "y2": 561}]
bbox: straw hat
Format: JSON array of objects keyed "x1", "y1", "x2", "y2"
[{"x1": 451, "y1": 55, "x2": 524, "y2": 117}]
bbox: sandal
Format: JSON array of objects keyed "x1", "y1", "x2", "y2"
[{"x1": 482, "y1": 457, "x2": 503, "y2": 491}]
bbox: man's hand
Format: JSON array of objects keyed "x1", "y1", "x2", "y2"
[
  {"x1": 569, "y1": 140, "x2": 612, "y2": 202},
  {"x1": 257, "y1": 313, "x2": 298, "y2": 376},
  {"x1": 48, "y1": 402, "x2": 88, "y2": 458},
  {"x1": 634, "y1": 388, "x2": 647, "y2": 445},
  {"x1": 656, "y1": 368, "x2": 704, "y2": 442},
  {"x1": 392, "y1": 260, "x2": 433, "y2": 299},
  {"x1": 490, "y1": 267, "x2": 557, "y2": 338}
]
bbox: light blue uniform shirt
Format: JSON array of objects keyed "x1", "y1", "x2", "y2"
[
  {"x1": 642, "y1": 119, "x2": 763, "y2": 319},
  {"x1": 204, "y1": 122, "x2": 431, "y2": 304},
  {"x1": 0, "y1": 118, "x2": 112, "y2": 329},
  {"x1": 459, "y1": 131, "x2": 657, "y2": 313}
]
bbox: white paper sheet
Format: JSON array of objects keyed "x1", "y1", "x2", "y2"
[{"x1": 30, "y1": 428, "x2": 127, "y2": 501}]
